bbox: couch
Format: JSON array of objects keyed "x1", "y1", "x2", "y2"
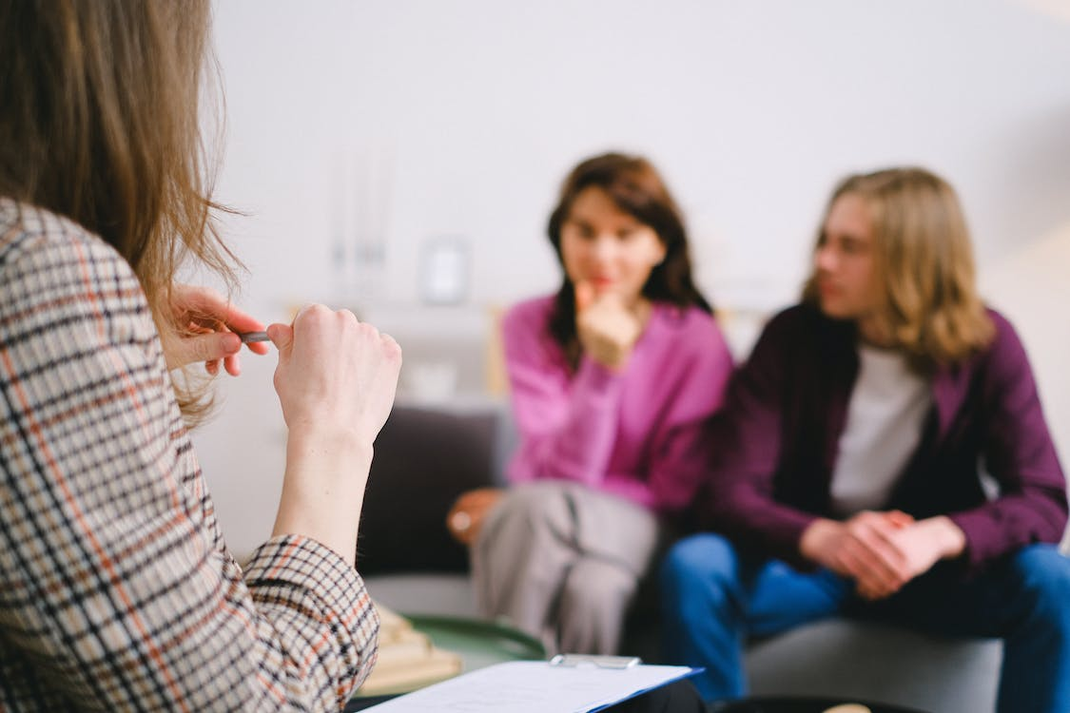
[{"x1": 357, "y1": 403, "x2": 1002, "y2": 713}]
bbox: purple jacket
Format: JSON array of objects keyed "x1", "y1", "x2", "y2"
[{"x1": 704, "y1": 303, "x2": 1067, "y2": 574}]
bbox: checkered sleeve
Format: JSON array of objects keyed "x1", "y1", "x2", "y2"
[{"x1": 0, "y1": 204, "x2": 378, "y2": 711}]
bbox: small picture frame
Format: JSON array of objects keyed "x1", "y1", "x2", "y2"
[{"x1": 420, "y1": 236, "x2": 469, "y2": 305}]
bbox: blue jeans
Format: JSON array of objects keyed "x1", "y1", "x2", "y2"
[{"x1": 659, "y1": 533, "x2": 1070, "y2": 713}]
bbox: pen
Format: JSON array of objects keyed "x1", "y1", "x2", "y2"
[{"x1": 232, "y1": 329, "x2": 270, "y2": 344}]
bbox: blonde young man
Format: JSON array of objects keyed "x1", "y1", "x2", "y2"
[{"x1": 660, "y1": 168, "x2": 1070, "y2": 712}]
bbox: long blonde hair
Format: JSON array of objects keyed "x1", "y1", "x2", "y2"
[
  {"x1": 803, "y1": 167, "x2": 993, "y2": 368},
  {"x1": 0, "y1": 0, "x2": 236, "y2": 423}
]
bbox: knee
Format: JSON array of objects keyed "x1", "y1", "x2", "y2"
[
  {"x1": 498, "y1": 482, "x2": 573, "y2": 535},
  {"x1": 562, "y1": 562, "x2": 634, "y2": 613},
  {"x1": 1012, "y1": 544, "x2": 1070, "y2": 628},
  {"x1": 659, "y1": 534, "x2": 739, "y2": 604}
]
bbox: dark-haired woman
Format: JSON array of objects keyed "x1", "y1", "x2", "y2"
[{"x1": 452, "y1": 153, "x2": 732, "y2": 656}]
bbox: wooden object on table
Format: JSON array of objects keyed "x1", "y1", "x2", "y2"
[{"x1": 358, "y1": 605, "x2": 464, "y2": 696}]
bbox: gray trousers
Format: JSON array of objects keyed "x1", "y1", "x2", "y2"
[{"x1": 472, "y1": 481, "x2": 664, "y2": 656}]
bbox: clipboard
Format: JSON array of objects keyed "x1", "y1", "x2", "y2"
[{"x1": 359, "y1": 658, "x2": 701, "y2": 712}]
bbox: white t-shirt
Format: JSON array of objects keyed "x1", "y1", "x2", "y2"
[{"x1": 829, "y1": 344, "x2": 932, "y2": 516}]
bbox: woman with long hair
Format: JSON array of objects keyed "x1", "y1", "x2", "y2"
[
  {"x1": 451, "y1": 152, "x2": 733, "y2": 656},
  {"x1": 0, "y1": 2, "x2": 399, "y2": 709}
]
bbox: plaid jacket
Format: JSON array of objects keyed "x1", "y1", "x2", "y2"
[{"x1": 0, "y1": 199, "x2": 379, "y2": 711}]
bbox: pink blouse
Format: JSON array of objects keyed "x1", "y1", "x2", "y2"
[{"x1": 503, "y1": 295, "x2": 733, "y2": 514}]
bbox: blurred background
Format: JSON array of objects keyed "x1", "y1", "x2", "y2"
[{"x1": 193, "y1": 0, "x2": 1070, "y2": 559}]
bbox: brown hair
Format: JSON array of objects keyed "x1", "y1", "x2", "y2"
[
  {"x1": 803, "y1": 167, "x2": 993, "y2": 368},
  {"x1": 546, "y1": 152, "x2": 711, "y2": 368},
  {"x1": 0, "y1": 0, "x2": 236, "y2": 422}
]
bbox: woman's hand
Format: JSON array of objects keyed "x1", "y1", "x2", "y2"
[
  {"x1": 165, "y1": 284, "x2": 269, "y2": 376},
  {"x1": 269, "y1": 305, "x2": 402, "y2": 565},
  {"x1": 446, "y1": 488, "x2": 506, "y2": 546},
  {"x1": 574, "y1": 281, "x2": 646, "y2": 371},
  {"x1": 268, "y1": 304, "x2": 401, "y2": 444}
]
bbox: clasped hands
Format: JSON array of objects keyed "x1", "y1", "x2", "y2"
[{"x1": 800, "y1": 510, "x2": 967, "y2": 600}]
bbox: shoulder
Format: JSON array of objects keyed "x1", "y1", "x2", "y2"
[
  {"x1": 971, "y1": 307, "x2": 1031, "y2": 378},
  {"x1": 735, "y1": 302, "x2": 856, "y2": 383},
  {"x1": 984, "y1": 308, "x2": 1023, "y2": 351},
  {"x1": 0, "y1": 199, "x2": 153, "y2": 350},
  {"x1": 1, "y1": 199, "x2": 135, "y2": 286},
  {"x1": 653, "y1": 303, "x2": 731, "y2": 359},
  {"x1": 656, "y1": 303, "x2": 717, "y2": 331},
  {"x1": 751, "y1": 302, "x2": 839, "y2": 353},
  {"x1": 501, "y1": 293, "x2": 568, "y2": 370},
  {"x1": 764, "y1": 302, "x2": 829, "y2": 335},
  {"x1": 502, "y1": 294, "x2": 556, "y2": 343},
  {"x1": 500, "y1": 293, "x2": 552, "y2": 323}
]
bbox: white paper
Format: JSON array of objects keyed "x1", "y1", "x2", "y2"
[{"x1": 359, "y1": 660, "x2": 696, "y2": 713}]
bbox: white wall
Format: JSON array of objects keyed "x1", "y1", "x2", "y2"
[{"x1": 197, "y1": 0, "x2": 1070, "y2": 559}]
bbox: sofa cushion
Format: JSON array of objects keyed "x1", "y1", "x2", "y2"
[
  {"x1": 357, "y1": 405, "x2": 501, "y2": 575},
  {"x1": 746, "y1": 619, "x2": 1001, "y2": 713}
]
